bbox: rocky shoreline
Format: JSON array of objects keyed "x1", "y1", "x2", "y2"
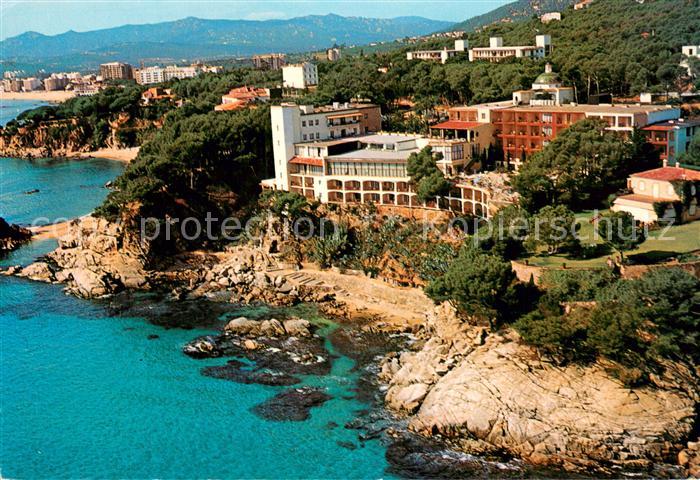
[
  {"x1": 3, "y1": 215, "x2": 699, "y2": 477},
  {"x1": 0, "y1": 217, "x2": 32, "y2": 254}
]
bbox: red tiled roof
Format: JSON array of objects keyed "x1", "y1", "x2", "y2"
[
  {"x1": 431, "y1": 120, "x2": 483, "y2": 130},
  {"x1": 222, "y1": 86, "x2": 269, "y2": 101},
  {"x1": 631, "y1": 167, "x2": 700, "y2": 181},
  {"x1": 289, "y1": 156, "x2": 324, "y2": 167},
  {"x1": 214, "y1": 101, "x2": 248, "y2": 111}
]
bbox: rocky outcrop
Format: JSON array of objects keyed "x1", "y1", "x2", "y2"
[
  {"x1": 381, "y1": 303, "x2": 699, "y2": 475},
  {"x1": 0, "y1": 114, "x2": 156, "y2": 159},
  {"x1": 0, "y1": 217, "x2": 32, "y2": 253},
  {"x1": 13, "y1": 215, "x2": 149, "y2": 298},
  {"x1": 186, "y1": 247, "x2": 337, "y2": 307}
]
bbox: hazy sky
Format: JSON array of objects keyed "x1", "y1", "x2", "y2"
[{"x1": 0, "y1": 0, "x2": 510, "y2": 40}]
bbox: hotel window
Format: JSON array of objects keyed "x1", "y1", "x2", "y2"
[
  {"x1": 302, "y1": 120, "x2": 307, "y2": 127},
  {"x1": 315, "y1": 132, "x2": 320, "y2": 139},
  {"x1": 543, "y1": 126, "x2": 553, "y2": 136},
  {"x1": 364, "y1": 114, "x2": 368, "y2": 119},
  {"x1": 303, "y1": 134, "x2": 308, "y2": 141},
  {"x1": 638, "y1": 181, "x2": 645, "y2": 191},
  {"x1": 542, "y1": 113, "x2": 553, "y2": 123}
]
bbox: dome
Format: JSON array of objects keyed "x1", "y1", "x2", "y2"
[{"x1": 534, "y1": 71, "x2": 561, "y2": 85}]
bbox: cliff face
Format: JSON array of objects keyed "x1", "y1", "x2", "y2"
[
  {"x1": 0, "y1": 114, "x2": 157, "y2": 158},
  {"x1": 380, "y1": 303, "x2": 700, "y2": 475},
  {"x1": 0, "y1": 120, "x2": 92, "y2": 158}
]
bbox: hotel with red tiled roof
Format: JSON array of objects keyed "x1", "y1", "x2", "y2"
[
  {"x1": 432, "y1": 64, "x2": 683, "y2": 169},
  {"x1": 612, "y1": 163, "x2": 700, "y2": 224}
]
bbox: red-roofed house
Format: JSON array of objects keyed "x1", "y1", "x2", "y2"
[
  {"x1": 214, "y1": 86, "x2": 273, "y2": 111},
  {"x1": 612, "y1": 163, "x2": 700, "y2": 223}
]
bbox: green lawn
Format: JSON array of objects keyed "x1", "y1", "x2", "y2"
[{"x1": 524, "y1": 211, "x2": 700, "y2": 269}]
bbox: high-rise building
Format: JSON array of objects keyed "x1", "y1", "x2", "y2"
[
  {"x1": 252, "y1": 53, "x2": 287, "y2": 70},
  {"x1": 99, "y1": 62, "x2": 134, "y2": 81}
]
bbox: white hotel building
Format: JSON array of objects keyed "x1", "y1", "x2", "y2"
[
  {"x1": 469, "y1": 36, "x2": 551, "y2": 62},
  {"x1": 264, "y1": 103, "x2": 503, "y2": 217}
]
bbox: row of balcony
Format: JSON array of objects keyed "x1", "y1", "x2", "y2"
[
  {"x1": 327, "y1": 180, "x2": 411, "y2": 192},
  {"x1": 327, "y1": 192, "x2": 487, "y2": 216}
]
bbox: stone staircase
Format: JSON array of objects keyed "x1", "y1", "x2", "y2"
[{"x1": 278, "y1": 270, "x2": 349, "y2": 295}]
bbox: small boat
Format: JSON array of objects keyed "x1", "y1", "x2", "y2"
[{"x1": 24, "y1": 189, "x2": 39, "y2": 195}]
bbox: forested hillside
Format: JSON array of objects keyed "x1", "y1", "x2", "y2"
[
  {"x1": 451, "y1": 0, "x2": 573, "y2": 32},
  {"x1": 313, "y1": 0, "x2": 699, "y2": 110}
]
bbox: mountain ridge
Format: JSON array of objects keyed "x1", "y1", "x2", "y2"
[{"x1": 0, "y1": 14, "x2": 453, "y2": 72}]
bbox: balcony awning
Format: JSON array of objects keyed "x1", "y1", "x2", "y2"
[
  {"x1": 289, "y1": 156, "x2": 324, "y2": 167},
  {"x1": 431, "y1": 120, "x2": 483, "y2": 130},
  {"x1": 327, "y1": 112, "x2": 360, "y2": 120}
]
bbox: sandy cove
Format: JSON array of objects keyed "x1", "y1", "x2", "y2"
[
  {"x1": 29, "y1": 218, "x2": 83, "y2": 241},
  {"x1": 1, "y1": 91, "x2": 76, "y2": 103},
  {"x1": 68, "y1": 147, "x2": 139, "y2": 163}
]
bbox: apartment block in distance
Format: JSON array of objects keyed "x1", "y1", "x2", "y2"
[
  {"x1": 252, "y1": 53, "x2": 287, "y2": 70},
  {"x1": 99, "y1": 62, "x2": 134, "y2": 81},
  {"x1": 407, "y1": 40, "x2": 468, "y2": 64},
  {"x1": 468, "y1": 36, "x2": 551, "y2": 62},
  {"x1": 264, "y1": 102, "x2": 511, "y2": 217},
  {"x1": 282, "y1": 62, "x2": 318, "y2": 89},
  {"x1": 134, "y1": 65, "x2": 221, "y2": 85}
]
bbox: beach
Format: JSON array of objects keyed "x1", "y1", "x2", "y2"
[
  {"x1": 0, "y1": 90, "x2": 75, "y2": 103},
  {"x1": 69, "y1": 146, "x2": 139, "y2": 163}
]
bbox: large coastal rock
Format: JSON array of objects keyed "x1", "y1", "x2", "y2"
[
  {"x1": 16, "y1": 215, "x2": 149, "y2": 298},
  {"x1": 0, "y1": 217, "x2": 32, "y2": 253},
  {"x1": 381, "y1": 303, "x2": 699, "y2": 475}
]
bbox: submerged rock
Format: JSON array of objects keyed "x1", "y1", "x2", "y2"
[
  {"x1": 201, "y1": 360, "x2": 301, "y2": 386},
  {"x1": 251, "y1": 387, "x2": 332, "y2": 421},
  {"x1": 385, "y1": 431, "x2": 525, "y2": 479},
  {"x1": 183, "y1": 316, "x2": 331, "y2": 376}
]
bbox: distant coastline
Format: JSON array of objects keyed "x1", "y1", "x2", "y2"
[{"x1": 0, "y1": 91, "x2": 75, "y2": 103}]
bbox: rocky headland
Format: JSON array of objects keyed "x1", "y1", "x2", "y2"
[
  {"x1": 380, "y1": 302, "x2": 700, "y2": 477},
  {"x1": 4, "y1": 214, "x2": 699, "y2": 477}
]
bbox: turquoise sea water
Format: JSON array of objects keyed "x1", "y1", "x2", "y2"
[
  {"x1": 0, "y1": 99, "x2": 47, "y2": 126},
  {"x1": 0, "y1": 100, "x2": 393, "y2": 478}
]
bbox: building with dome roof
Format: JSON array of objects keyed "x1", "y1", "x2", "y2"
[
  {"x1": 512, "y1": 63, "x2": 575, "y2": 107},
  {"x1": 432, "y1": 64, "x2": 683, "y2": 168}
]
